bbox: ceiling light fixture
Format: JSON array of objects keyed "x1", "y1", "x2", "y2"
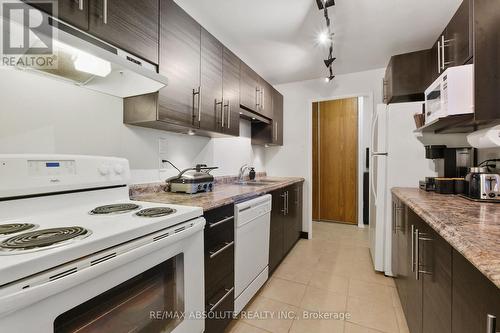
[{"x1": 318, "y1": 0, "x2": 336, "y2": 83}]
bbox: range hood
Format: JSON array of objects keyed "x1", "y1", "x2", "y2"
[{"x1": 1, "y1": 3, "x2": 167, "y2": 98}]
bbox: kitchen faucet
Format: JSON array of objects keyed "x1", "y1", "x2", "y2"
[{"x1": 238, "y1": 164, "x2": 249, "y2": 181}]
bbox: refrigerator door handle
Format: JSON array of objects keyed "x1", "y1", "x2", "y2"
[{"x1": 370, "y1": 155, "x2": 378, "y2": 202}]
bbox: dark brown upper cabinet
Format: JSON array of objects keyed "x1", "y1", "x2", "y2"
[
  {"x1": 431, "y1": 0, "x2": 472, "y2": 82},
  {"x1": 271, "y1": 88, "x2": 284, "y2": 146},
  {"x1": 198, "y1": 28, "x2": 223, "y2": 133},
  {"x1": 157, "y1": 0, "x2": 200, "y2": 128},
  {"x1": 474, "y1": 0, "x2": 500, "y2": 122},
  {"x1": 88, "y1": 0, "x2": 159, "y2": 64},
  {"x1": 240, "y1": 62, "x2": 260, "y2": 113},
  {"x1": 222, "y1": 47, "x2": 241, "y2": 136},
  {"x1": 25, "y1": 0, "x2": 89, "y2": 31},
  {"x1": 383, "y1": 49, "x2": 433, "y2": 104},
  {"x1": 261, "y1": 81, "x2": 274, "y2": 119}
]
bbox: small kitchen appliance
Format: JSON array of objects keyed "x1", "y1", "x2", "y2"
[
  {"x1": 167, "y1": 164, "x2": 218, "y2": 194},
  {"x1": 0, "y1": 154, "x2": 205, "y2": 333},
  {"x1": 424, "y1": 64, "x2": 474, "y2": 125},
  {"x1": 465, "y1": 167, "x2": 500, "y2": 201}
]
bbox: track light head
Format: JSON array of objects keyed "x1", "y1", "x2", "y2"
[
  {"x1": 316, "y1": 0, "x2": 335, "y2": 10},
  {"x1": 324, "y1": 57, "x2": 336, "y2": 68}
]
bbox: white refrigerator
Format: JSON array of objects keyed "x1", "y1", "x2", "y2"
[{"x1": 369, "y1": 102, "x2": 437, "y2": 276}]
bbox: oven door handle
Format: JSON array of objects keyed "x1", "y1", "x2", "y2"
[{"x1": 209, "y1": 287, "x2": 234, "y2": 312}]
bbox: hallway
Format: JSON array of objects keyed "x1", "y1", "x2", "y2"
[{"x1": 227, "y1": 222, "x2": 409, "y2": 333}]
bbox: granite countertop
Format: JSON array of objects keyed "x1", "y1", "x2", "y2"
[
  {"x1": 130, "y1": 177, "x2": 305, "y2": 211},
  {"x1": 392, "y1": 187, "x2": 500, "y2": 289}
]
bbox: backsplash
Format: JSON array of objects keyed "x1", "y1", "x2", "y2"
[{"x1": 0, "y1": 69, "x2": 265, "y2": 183}]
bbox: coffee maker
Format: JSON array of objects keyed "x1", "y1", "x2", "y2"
[{"x1": 420, "y1": 146, "x2": 475, "y2": 193}]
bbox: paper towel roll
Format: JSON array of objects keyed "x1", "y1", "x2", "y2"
[{"x1": 467, "y1": 125, "x2": 500, "y2": 148}]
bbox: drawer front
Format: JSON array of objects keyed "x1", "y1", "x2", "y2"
[
  {"x1": 205, "y1": 242, "x2": 234, "y2": 300},
  {"x1": 204, "y1": 204, "x2": 235, "y2": 252},
  {"x1": 205, "y1": 274, "x2": 234, "y2": 333}
]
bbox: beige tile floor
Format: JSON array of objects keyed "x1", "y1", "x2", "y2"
[{"x1": 226, "y1": 221, "x2": 410, "y2": 333}]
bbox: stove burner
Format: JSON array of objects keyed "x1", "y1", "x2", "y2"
[
  {"x1": 90, "y1": 203, "x2": 140, "y2": 215},
  {"x1": 0, "y1": 223, "x2": 36, "y2": 236},
  {"x1": 0, "y1": 227, "x2": 90, "y2": 251},
  {"x1": 136, "y1": 207, "x2": 176, "y2": 218}
]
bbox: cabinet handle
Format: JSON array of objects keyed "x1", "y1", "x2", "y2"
[
  {"x1": 102, "y1": 0, "x2": 108, "y2": 24},
  {"x1": 261, "y1": 89, "x2": 265, "y2": 110},
  {"x1": 209, "y1": 241, "x2": 234, "y2": 259},
  {"x1": 275, "y1": 122, "x2": 278, "y2": 142},
  {"x1": 437, "y1": 40, "x2": 441, "y2": 74},
  {"x1": 226, "y1": 101, "x2": 231, "y2": 129},
  {"x1": 286, "y1": 191, "x2": 289, "y2": 215},
  {"x1": 209, "y1": 287, "x2": 234, "y2": 312},
  {"x1": 487, "y1": 314, "x2": 498, "y2": 333},
  {"x1": 198, "y1": 86, "x2": 202, "y2": 122},
  {"x1": 411, "y1": 225, "x2": 415, "y2": 272},
  {"x1": 415, "y1": 228, "x2": 420, "y2": 279},
  {"x1": 216, "y1": 99, "x2": 223, "y2": 127},
  {"x1": 192, "y1": 88, "x2": 200, "y2": 124},
  {"x1": 78, "y1": 0, "x2": 84, "y2": 11},
  {"x1": 255, "y1": 87, "x2": 260, "y2": 108},
  {"x1": 281, "y1": 192, "x2": 287, "y2": 215},
  {"x1": 208, "y1": 216, "x2": 233, "y2": 229}
]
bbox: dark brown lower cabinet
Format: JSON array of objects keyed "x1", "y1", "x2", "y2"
[
  {"x1": 452, "y1": 249, "x2": 500, "y2": 333},
  {"x1": 269, "y1": 182, "x2": 303, "y2": 274},
  {"x1": 203, "y1": 204, "x2": 235, "y2": 333},
  {"x1": 393, "y1": 197, "x2": 500, "y2": 333}
]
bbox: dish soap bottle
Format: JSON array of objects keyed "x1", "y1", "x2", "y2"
[{"x1": 249, "y1": 167, "x2": 256, "y2": 180}]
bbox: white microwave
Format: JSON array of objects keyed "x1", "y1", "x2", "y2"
[{"x1": 424, "y1": 64, "x2": 474, "y2": 124}]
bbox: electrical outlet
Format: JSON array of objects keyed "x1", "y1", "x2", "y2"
[{"x1": 158, "y1": 137, "x2": 168, "y2": 155}]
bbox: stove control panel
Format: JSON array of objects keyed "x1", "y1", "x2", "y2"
[{"x1": 0, "y1": 154, "x2": 131, "y2": 198}]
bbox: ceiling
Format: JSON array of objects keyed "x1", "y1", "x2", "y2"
[{"x1": 175, "y1": 0, "x2": 462, "y2": 85}]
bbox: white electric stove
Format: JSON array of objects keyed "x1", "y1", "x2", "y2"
[{"x1": 0, "y1": 154, "x2": 205, "y2": 333}]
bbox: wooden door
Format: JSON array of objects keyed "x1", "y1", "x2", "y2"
[
  {"x1": 89, "y1": 0, "x2": 159, "y2": 64},
  {"x1": 240, "y1": 62, "x2": 259, "y2": 112},
  {"x1": 157, "y1": 0, "x2": 200, "y2": 127},
  {"x1": 444, "y1": 0, "x2": 472, "y2": 70},
  {"x1": 312, "y1": 98, "x2": 358, "y2": 224},
  {"x1": 199, "y1": 28, "x2": 222, "y2": 132},
  {"x1": 222, "y1": 47, "x2": 240, "y2": 136}
]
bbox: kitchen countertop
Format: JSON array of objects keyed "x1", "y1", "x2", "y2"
[
  {"x1": 392, "y1": 187, "x2": 500, "y2": 289},
  {"x1": 130, "y1": 177, "x2": 305, "y2": 211}
]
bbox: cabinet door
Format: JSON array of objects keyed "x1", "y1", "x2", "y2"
[
  {"x1": 199, "y1": 28, "x2": 222, "y2": 132},
  {"x1": 406, "y1": 209, "x2": 423, "y2": 333},
  {"x1": 452, "y1": 249, "x2": 500, "y2": 333},
  {"x1": 269, "y1": 189, "x2": 285, "y2": 274},
  {"x1": 444, "y1": 0, "x2": 472, "y2": 69},
  {"x1": 89, "y1": 0, "x2": 159, "y2": 64},
  {"x1": 157, "y1": 0, "x2": 200, "y2": 127},
  {"x1": 271, "y1": 88, "x2": 284, "y2": 146},
  {"x1": 421, "y1": 224, "x2": 452, "y2": 333},
  {"x1": 430, "y1": 37, "x2": 441, "y2": 83},
  {"x1": 240, "y1": 62, "x2": 259, "y2": 112},
  {"x1": 222, "y1": 47, "x2": 240, "y2": 136},
  {"x1": 474, "y1": 0, "x2": 500, "y2": 122},
  {"x1": 396, "y1": 205, "x2": 409, "y2": 315},
  {"x1": 26, "y1": 0, "x2": 89, "y2": 31},
  {"x1": 261, "y1": 81, "x2": 274, "y2": 119}
]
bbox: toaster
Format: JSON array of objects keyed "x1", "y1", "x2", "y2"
[{"x1": 466, "y1": 169, "x2": 500, "y2": 200}]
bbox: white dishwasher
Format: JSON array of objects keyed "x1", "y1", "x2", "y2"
[{"x1": 234, "y1": 194, "x2": 272, "y2": 314}]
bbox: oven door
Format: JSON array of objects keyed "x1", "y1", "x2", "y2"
[{"x1": 0, "y1": 218, "x2": 205, "y2": 333}]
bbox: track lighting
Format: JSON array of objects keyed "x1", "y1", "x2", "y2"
[
  {"x1": 318, "y1": 31, "x2": 330, "y2": 45},
  {"x1": 316, "y1": 0, "x2": 335, "y2": 10},
  {"x1": 324, "y1": 57, "x2": 336, "y2": 68},
  {"x1": 325, "y1": 67, "x2": 335, "y2": 83}
]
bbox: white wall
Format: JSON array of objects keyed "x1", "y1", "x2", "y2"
[
  {"x1": 267, "y1": 68, "x2": 386, "y2": 236},
  {"x1": 0, "y1": 68, "x2": 265, "y2": 183}
]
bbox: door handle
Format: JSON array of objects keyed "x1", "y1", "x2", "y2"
[
  {"x1": 487, "y1": 314, "x2": 498, "y2": 333},
  {"x1": 286, "y1": 191, "x2": 289, "y2": 215},
  {"x1": 78, "y1": 0, "x2": 84, "y2": 11},
  {"x1": 224, "y1": 101, "x2": 231, "y2": 129},
  {"x1": 208, "y1": 216, "x2": 233, "y2": 229},
  {"x1": 192, "y1": 87, "x2": 201, "y2": 125},
  {"x1": 255, "y1": 87, "x2": 260, "y2": 108},
  {"x1": 414, "y1": 228, "x2": 420, "y2": 279},
  {"x1": 281, "y1": 192, "x2": 287, "y2": 215},
  {"x1": 102, "y1": 0, "x2": 108, "y2": 24}
]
